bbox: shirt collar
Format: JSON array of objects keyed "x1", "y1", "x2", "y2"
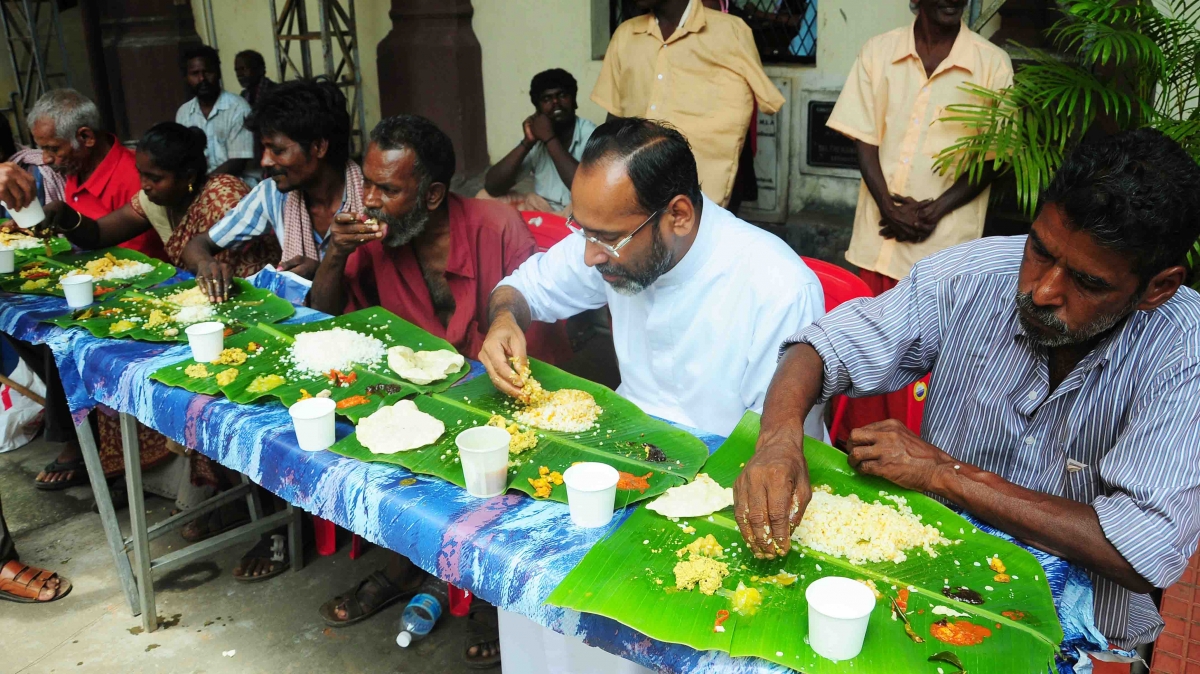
[
  {"x1": 187, "y1": 90, "x2": 233, "y2": 119},
  {"x1": 653, "y1": 194, "x2": 718, "y2": 289},
  {"x1": 633, "y1": 0, "x2": 705, "y2": 43},
  {"x1": 443, "y1": 194, "x2": 475, "y2": 280},
  {"x1": 893, "y1": 20, "x2": 978, "y2": 77},
  {"x1": 74, "y1": 134, "x2": 125, "y2": 198}
]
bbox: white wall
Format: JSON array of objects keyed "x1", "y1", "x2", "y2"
[{"x1": 472, "y1": 0, "x2": 608, "y2": 163}]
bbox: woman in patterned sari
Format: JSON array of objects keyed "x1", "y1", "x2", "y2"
[{"x1": 35, "y1": 122, "x2": 280, "y2": 491}]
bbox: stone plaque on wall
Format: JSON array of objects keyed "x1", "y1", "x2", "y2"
[{"x1": 806, "y1": 101, "x2": 858, "y2": 170}]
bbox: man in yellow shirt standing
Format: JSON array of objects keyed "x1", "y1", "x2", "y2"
[
  {"x1": 592, "y1": 0, "x2": 784, "y2": 207},
  {"x1": 825, "y1": 0, "x2": 1013, "y2": 444}
]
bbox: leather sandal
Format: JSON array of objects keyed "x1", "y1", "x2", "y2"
[
  {"x1": 0, "y1": 559, "x2": 72, "y2": 603},
  {"x1": 319, "y1": 570, "x2": 422, "y2": 628}
]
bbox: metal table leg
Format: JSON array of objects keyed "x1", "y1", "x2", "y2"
[
  {"x1": 120, "y1": 412, "x2": 156, "y2": 633},
  {"x1": 74, "y1": 415, "x2": 140, "y2": 615}
]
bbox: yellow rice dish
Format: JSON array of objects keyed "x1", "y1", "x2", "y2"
[{"x1": 791, "y1": 485, "x2": 951, "y2": 564}]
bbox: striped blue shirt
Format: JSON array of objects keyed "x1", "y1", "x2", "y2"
[
  {"x1": 792, "y1": 235, "x2": 1200, "y2": 648},
  {"x1": 206, "y1": 177, "x2": 329, "y2": 258}
]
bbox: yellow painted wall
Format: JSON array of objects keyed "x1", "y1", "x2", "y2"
[{"x1": 471, "y1": 0, "x2": 607, "y2": 163}]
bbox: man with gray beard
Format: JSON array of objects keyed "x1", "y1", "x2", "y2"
[
  {"x1": 308, "y1": 115, "x2": 567, "y2": 666},
  {"x1": 736, "y1": 128, "x2": 1200, "y2": 652},
  {"x1": 308, "y1": 114, "x2": 569, "y2": 363}
]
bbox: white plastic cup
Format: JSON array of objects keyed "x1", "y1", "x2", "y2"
[
  {"x1": 289, "y1": 397, "x2": 337, "y2": 452},
  {"x1": 805, "y1": 576, "x2": 876, "y2": 661},
  {"x1": 456, "y1": 426, "x2": 511, "y2": 498},
  {"x1": 0, "y1": 248, "x2": 14, "y2": 274},
  {"x1": 2, "y1": 197, "x2": 45, "y2": 230},
  {"x1": 60, "y1": 273, "x2": 94, "y2": 308},
  {"x1": 562, "y1": 462, "x2": 620, "y2": 528},
  {"x1": 185, "y1": 321, "x2": 225, "y2": 363}
]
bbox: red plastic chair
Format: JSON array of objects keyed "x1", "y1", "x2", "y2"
[
  {"x1": 521, "y1": 211, "x2": 572, "y2": 252},
  {"x1": 801, "y1": 258, "x2": 873, "y2": 439}
]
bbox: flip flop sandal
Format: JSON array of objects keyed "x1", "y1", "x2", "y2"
[
  {"x1": 34, "y1": 457, "x2": 88, "y2": 491},
  {"x1": 318, "y1": 570, "x2": 418, "y2": 628},
  {"x1": 0, "y1": 560, "x2": 73, "y2": 603},
  {"x1": 463, "y1": 600, "x2": 502, "y2": 669},
  {"x1": 181, "y1": 501, "x2": 251, "y2": 543},
  {"x1": 233, "y1": 534, "x2": 289, "y2": 584}
]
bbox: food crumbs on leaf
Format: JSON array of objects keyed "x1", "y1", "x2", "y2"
[
  {"x1": 994, "y1": 573, "x2": 1011, "y2": 583},
  {"x1": 897, "y1": 588, "x2": 910, "y2": 612},
  {"x1": 223, "y1": 327, "x2": 233, "y2": 337},
  {"x1": 988, "y1": 555, "x2": 1006, "y2": 574},
  {"x1": 929, "y1": 619, "x2": 992, "y2": 646},
  {"x1": 616, "y1": 470, "x2": 653, "y2": 492},
  {"x1": 527, "y1": 465, "x2": 563, "y2": 499},
  {"x1": 212, "y1": 347, "x2": 247, "y2": 366},
  {"x1": 215, "y1": 368, "x2": 238, "y2": 386},
  {"x1": 336, "y1": 394, "x2": 373, "y2": 409},
  {"x1": 942, "y1": 586, "x2": 985, "y2": 605},
  {"x1": 1002, "y1": 610, "x2": 1026, "y2": 622},
  {"x1": 713, "y1": 609, "x2": 730, "y2": 633},
  {"x1": 299, "y1": 389, "x2": 313, "y2": 400},
  {"x1": 246, "y1": 374, "x2": 287, "y2": 394},
  {"x1": 185, "y1": 363, "x2": 210, "y2": 378}
]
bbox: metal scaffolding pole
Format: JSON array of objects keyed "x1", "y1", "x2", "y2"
[
  {"x1": 0, "y1": 0, "x2": 71, "y2": 143},
  {"x1": 270, "y1": 0, "x2": 367, "y2": 158}
]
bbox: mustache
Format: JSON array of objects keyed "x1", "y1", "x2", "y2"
[{"x1": 1015, "y1": 291, "x2": 1068, "y2": 336}]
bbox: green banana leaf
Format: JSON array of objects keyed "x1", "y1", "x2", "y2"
[
  {"x1": 43, "y1": 279, "x2": 295, "y2": 342},
  {"x1": 547, "y1": 412, "x2": 1062, "y2": 673},
  {"x1": 10, "y1": 236, "x2": 71, "y2": 262},
  {"x1": 328, "y1": 358, "x2": 711, "y2": 506},
  {"x1": 149, "y1": 306, "x2": 468, "y2": 422},
  {"x1": 0, "y1": 246, "x2": 175, "y2": 298}
]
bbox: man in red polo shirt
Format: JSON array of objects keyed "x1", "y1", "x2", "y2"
[
  {"x1": 307, "y1": 114, "x2": 569, "y2": 667},
  {"x1": 27, "y1": 89, "x2": 165, "y2": 259}
]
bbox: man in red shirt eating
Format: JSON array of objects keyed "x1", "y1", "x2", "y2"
[
  {"x1": 28, "y1": 89, "x2": 165, "y2": 259},
  {"x1": 308, "y1": 114, "x2": 569, "y2": 667}
]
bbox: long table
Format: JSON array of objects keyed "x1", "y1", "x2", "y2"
[{"x1": 0, "y1": 270, "x2": 1116, "y2": 673}]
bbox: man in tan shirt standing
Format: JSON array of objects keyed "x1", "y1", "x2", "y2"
[
  {"x1": 592, "y1": 0, "x2": 784, "y2": 207},
  {"x1": 825, "y1": 0, "x2": 1012, "y2": 443}
]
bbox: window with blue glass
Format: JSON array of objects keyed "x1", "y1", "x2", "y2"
[{"x1": 610, "y1": 0, "x2": 817, "y2": 64}]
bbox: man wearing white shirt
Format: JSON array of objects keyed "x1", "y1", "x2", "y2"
[
  {"x1": 175, "y1": 45, "x2": 257, "y2": 186},
  {"x1": 481, "y1": 118, "x2": 825, "y2": 439}
]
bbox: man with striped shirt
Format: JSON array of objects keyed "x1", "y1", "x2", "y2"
[{"x1": 735, "y1": 129, "x2": 1200, "y2": 649}]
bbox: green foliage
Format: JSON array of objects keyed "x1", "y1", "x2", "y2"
[
  {"x1": 935, "y1": 0, "x2": 1200, "y2": 217},
  {"x1": 547, "y1": 412, "x2": 1062, "y2": 673}
]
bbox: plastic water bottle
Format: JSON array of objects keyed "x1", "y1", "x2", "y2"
[{"x1": 396, "y1": 579, "x2": 447, "y2": 648}]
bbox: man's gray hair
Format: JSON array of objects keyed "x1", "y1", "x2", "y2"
[{"x1": 27, "y1": 89, "x2": 103, "y2": 149}]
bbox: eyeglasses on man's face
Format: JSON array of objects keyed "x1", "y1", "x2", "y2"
[{"x1": 565, "y1": 209, "x2": 661, "y2": 258}]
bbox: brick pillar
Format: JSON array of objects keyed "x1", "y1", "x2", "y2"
[
  {"x1": 376, "y1": 0, "x2": 489, "y2": 176},
  {"x1": 83, "y1": 0, "x2": 202, "y2": 141}
]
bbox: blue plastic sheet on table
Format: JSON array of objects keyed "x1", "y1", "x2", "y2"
[{"x1": 0, "y1": 279, "x2": 1130, "y2": 673}]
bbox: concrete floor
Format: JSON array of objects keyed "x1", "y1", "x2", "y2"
[{"x1": 0, "y1": 437, "x2": 480, "y2": 674}]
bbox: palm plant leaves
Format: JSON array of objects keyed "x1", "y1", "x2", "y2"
[
  {"x1": 547, "y1": 413, "x2": 1062, "y2": 672},
  {"x1": 934, "y1": 0, "x2": 1200, "y2": 228}
]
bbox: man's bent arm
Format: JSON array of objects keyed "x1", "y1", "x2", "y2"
[
  {"x1": 307, "y1": 248, "x2": 352, "y2": 315},
  {"x1": 180, "y1": 233, "x2": 222, "y2": 274},
  {"x1": 931, "y1": 461, "x2": 1155, "y2": 593},
  {"x1": 487, "y1": 284, "x2": 533, "y2": 331},
  {"x1": 856, "y1": 140, "x2": 897, "y2": 216},
  {"x1": 543, "y1": 136, "x2": 581, "y2": 190},
  {"x1": 212, "y1": 158, "x2": 250, "y2": 178},
  {"x1": 484, "y1": 143, "x2": 533, "y2": 197}
]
